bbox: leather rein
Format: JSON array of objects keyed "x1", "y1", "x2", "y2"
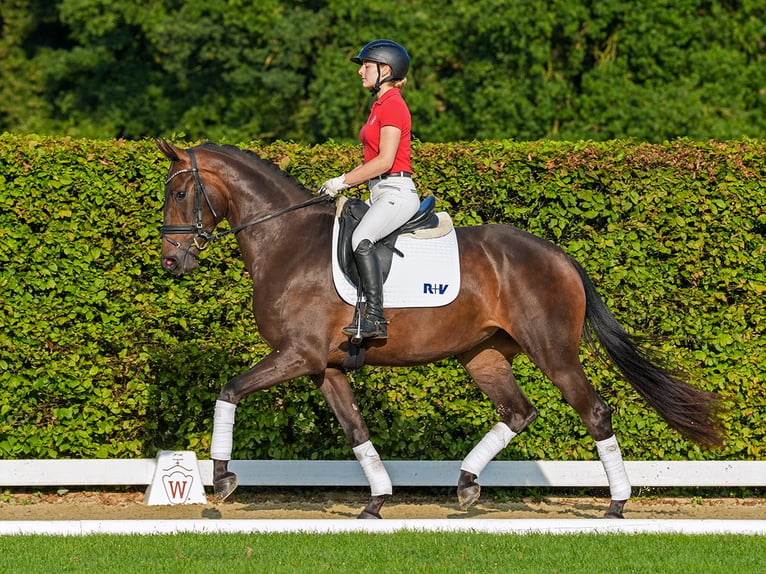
[{"x1": 160, "y1": 149, "x2": 332, "y2": 254}]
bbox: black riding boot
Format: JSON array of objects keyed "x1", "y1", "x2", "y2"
[{"x1": 342, "y1": 239, "x2": 388, "y2": 340}]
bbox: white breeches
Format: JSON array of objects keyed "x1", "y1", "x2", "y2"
[{"x1": 351, "y1": 177, "x2": 419, "y2": 250}]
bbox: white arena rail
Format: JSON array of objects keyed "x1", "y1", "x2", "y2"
[{"x1": 0, "y1": 459, "x2": 764, "y2": 488}]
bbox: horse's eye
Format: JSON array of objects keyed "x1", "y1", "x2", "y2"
[{"x1": 174, "y1": 190, "x2": 188, "y2": 201}]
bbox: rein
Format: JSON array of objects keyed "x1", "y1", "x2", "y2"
[
  {"x1": 213, "y1": 193, "x2": 332, "y2": 241},
  {"x1": 160, "y1": 149, "x2": 332, "y2": 252}
]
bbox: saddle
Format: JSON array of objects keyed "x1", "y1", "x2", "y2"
[{"x1": 336, "y1": 195, "x2": 440, "y2": 288}]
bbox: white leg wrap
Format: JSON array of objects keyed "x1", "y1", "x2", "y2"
[
  {"x1": 211, "y1": 400, "x2": 237, "y2": 461},
  {"x1": 460, "y1": 422, "x2": 517, "y2": 477},
  {"x1": 596, "y1": 435, "x2": 632, "y2": 501},
  {"x1": 353, "y1": 440, "x2": 393, "y2": 497}
]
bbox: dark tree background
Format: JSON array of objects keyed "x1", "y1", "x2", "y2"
[{"x1": 1, "y1": 0, "x2": 764, "y2": 143}]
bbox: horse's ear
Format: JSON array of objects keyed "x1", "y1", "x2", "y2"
[{"x1": 155, "y1": 139, "x2": 184, "y2": 162}]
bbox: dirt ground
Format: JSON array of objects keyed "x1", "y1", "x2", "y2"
[{"x1": 2, "y1": 489, "x2": 765, "y2": 521}]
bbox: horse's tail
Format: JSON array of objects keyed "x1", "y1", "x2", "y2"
[{"x1": 570, "y1": 257, "x2": 724, "y2": 448}]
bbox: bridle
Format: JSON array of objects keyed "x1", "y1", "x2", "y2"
[
  {"x1": 160, "y1": 148, "x2": 332, "y2": 256},
  {"x1": 160, "y1": 149, "x2": 218, "y2": 252}
]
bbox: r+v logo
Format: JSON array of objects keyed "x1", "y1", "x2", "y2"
[{"x1": 423, "y1": 283, "x2": 449, "y2": 295}]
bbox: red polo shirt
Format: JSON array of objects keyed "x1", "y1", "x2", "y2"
[{"x1": 359, "y1": 88, "x2": 412, "y2": 174}]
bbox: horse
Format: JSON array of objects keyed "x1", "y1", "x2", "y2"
[{"x1": 156, "y1": 140, "x2": 723, "y2": 519}]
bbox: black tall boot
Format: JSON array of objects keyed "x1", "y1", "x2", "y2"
[{"x1": 342, "y1": 239, "x2": 388, "y2": 340}]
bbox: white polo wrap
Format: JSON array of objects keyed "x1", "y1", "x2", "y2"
[
  {"x1": 460, "y1": 422, "x2": 517, "y2": 477},
  {"x1": 352, "y1": 440, "x2": 393, "y2": 497},
  {"x1": 596, "y1": 435, "x2": 632, "y2": 501},
  {"x1": 210, "y1": 400, "x2": 237, "y2": 461}
]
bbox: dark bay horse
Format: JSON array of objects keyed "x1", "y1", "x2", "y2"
[{"x1": 157, "y1": 140, "x2": 722, "y2": 519}]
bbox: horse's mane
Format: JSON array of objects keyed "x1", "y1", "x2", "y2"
[{"x1": 197, "y1": 141, "x2": 311, "y2": 193}]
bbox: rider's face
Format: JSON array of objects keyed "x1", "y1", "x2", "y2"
[{"x1": 359, "y1": 61, "x2": 391, "y2": 89}]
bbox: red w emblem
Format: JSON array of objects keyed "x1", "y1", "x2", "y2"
[{"x1": 161, "y1": 468, "x2": 195, "y2": 504}]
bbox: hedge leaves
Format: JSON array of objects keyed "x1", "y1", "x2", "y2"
[{"x1": 1, "y1": 134, "x2": 763, "y2": 462}]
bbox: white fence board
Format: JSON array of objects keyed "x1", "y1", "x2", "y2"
[
  {"x1": 1, "y1": 459, "x2": 763, "y2": 488},
  {"x1": 0, "y1": 459, "x2": 157, "y2": 486}
]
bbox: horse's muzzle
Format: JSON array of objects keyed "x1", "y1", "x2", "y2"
[
  {"x1": 161, "y1": 234, "x2": 204, "y2": 275},
  {"x1": 161, "y1": 252, "x2": 199, "y2": 275}
]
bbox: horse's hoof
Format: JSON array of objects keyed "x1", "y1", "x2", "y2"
[
  {"x1": 604, "y1": 499, "x2": 627, "y2": 519},
  {"x1": 357, "y1": 494, "x2": 389, "y2": 519},
  {"x1": 213, "y1": 472, "x2": 238, "y2": 502},
  {"x1": 457, "y1": 482, "x2": 481, "y2": 510}
]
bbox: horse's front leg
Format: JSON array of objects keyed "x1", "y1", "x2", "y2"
[
  {"x1": 211, "y1": 397, "x2": 238, "y2": 501},
  {"x1": 210, "y1": 350, "x2": 317, "y2": 502},
  {"x1": 313, "y1": 368, "x2": 392, "y2": 519}
]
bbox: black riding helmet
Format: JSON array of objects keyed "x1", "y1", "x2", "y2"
[{"x1": 351, "y1": 39, "x2": 410, "y2": 95}]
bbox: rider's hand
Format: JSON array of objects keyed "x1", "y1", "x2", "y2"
[{"x1": 319, "y1": 174, "x2": 348, "y2": 197}]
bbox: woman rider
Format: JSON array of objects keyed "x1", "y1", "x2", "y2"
[{"x1": 320, "y1": 39, "x2": 420, "y2": 340}]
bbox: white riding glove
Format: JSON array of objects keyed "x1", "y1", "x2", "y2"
[{"x1": 319, "y1": 174, "x2": 349, "y2": 197}]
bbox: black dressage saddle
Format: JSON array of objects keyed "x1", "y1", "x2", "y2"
[{"x1": 336, "y1": 195, "x2": 439, "y2": 288}]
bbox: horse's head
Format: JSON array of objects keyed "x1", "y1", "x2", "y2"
[{"x1": 156, "y1": 140, "x2": 229, "y2": 275}]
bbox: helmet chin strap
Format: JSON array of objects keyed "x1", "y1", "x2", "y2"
[{"x1": 369, "y1": 62, "x2": 396, "y2": 96}]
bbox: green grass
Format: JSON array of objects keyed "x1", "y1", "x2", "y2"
[{"x1": 1, "y1": 532, "x2": 765, "y2": 573}]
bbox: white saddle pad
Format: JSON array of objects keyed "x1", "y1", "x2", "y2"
[{"x1": 332, "y1": 216, "x2": 461, "y2": 308}]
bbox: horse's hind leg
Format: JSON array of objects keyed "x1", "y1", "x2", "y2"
[
  {"x1": 313, "y1": 368, "x2": 392, "y2": 519},
  {"x1": 531, "y1": 347, "x2": 631, "y2": 518},
  {"x1": 504, "y1": 256, "x2": 632, "y2": 517},
  {"x1": 456, "y1": 336, "x2": 539, "y2": 510}
]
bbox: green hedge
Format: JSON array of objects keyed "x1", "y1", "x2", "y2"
[{"x1": 1, "y1": 134, "x2": 763, "y2": 463}]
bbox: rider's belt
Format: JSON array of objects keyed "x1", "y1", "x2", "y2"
[{"x1": 379, "y1": 171, "x2": 412, "y2": 179}]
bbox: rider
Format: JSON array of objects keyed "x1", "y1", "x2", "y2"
[{"x1": 320, "y1": 39, "x2": 420, "y2": 340}]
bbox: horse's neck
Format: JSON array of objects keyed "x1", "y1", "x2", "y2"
[
  {"x1": 225, "y1": 169, "x2": 304, "y2": 224},
  {"x1": 229, "y1": 185, "x2": 332, "y2": 277}
]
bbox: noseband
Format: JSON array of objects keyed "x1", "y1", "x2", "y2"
[{"x1": 160, "y1": 149, "x2": 332, "y2": 256}]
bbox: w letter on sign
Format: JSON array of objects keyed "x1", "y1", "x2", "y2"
[{"x1": 144, "y1": 450, "x2": 207, "y2": 505}]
